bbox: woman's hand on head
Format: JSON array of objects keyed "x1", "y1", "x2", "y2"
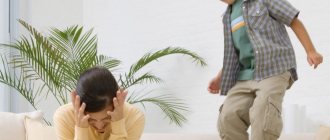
[
  {"x1": 107, "y1": 88, "x2": 128, "y2": 122},
  {"x1": 71, "y1": 91, "x2": 90, "y2": 128}
]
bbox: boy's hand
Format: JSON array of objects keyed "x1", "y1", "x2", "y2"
[
  {"x1": 71, "y1": 91, "x2": 90, "y2": 128},
  {"x1": 107, "y1": 88, "x2": 128, "y2": 122},
  {"x1": 208, "y1": 74, "x2": 222, "y2": 94},
  {"x1": 307, "y1": 51, "x2": 323, "y2": 69}
]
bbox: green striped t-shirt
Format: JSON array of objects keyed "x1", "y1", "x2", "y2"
[{"x1": 231, "y1": 0, "x2": 255, "y2": 80}]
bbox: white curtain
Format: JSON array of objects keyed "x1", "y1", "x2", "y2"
[{"x1": 0, "y1": 0, "x2": 10, "y2": 112}]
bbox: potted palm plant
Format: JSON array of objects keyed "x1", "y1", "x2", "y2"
[{"x1": 0, "y1": 20, "x2": 206, "y2": 126}]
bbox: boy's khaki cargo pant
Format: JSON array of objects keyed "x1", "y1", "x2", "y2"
[{"x1": 217, "y1": 71, "x2": 292, "y2": 140}]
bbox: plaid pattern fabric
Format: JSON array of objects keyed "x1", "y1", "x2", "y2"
[{"x1": 220, "y1": 0, "x2": 300, "y2": 95}]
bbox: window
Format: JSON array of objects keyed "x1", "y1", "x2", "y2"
[{"x1": 0, "y1": 0, "x2": 10, "y2": 111}]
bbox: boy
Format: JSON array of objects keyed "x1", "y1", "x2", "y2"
[{"x1": 208, "y1": 0, "x2": 323, "y2": 140}]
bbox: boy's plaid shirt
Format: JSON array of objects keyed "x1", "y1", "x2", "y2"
[{"x1": 220, "y1": 0, "x2": 300, "y2": 95}]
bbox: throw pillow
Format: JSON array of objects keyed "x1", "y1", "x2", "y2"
[
  {"x1": 24, "y1": 116, "x2": 57, "y2": 140},
  {"x1": 315, "y1": 125, "x2": 330, "y2": 140}
]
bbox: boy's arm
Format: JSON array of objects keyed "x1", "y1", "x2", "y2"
[
  {"x1": 208, "y1": 69, "x2": 223, "y2": 94},
  {"x1": 290, "y1": 18, "x2": 323, "y2": 69}
]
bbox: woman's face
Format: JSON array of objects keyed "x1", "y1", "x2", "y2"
[
  {"x1": 86, "y1": 105, "x2": 114, "y2": 133},
  {"x1": 220, "y1": 0, "x2": 236, "y2": 5}
]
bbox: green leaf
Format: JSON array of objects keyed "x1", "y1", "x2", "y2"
[
  {"x1": 128, "y1": 47, "x2": 207, "y2": 77},
  {"x1": 127, "y1": 91, "x2": 189, "y2": 127}
]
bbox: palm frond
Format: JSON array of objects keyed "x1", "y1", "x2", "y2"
[
  {"x1": 128, "y1": 47, "x2": 207, "y2": 77},
  {"x1": 0, "y1": 55, "x2": 38, "y2": 109},
  {"x1": 119, "y1": 72, "x2": 163, "y2": 89},
  {"x1": 127, "y1": 91, "x2": 189, "y2": 127},
  {"x1": 96, "y1": 55, "x2": 121, "y2": 70},
  {"x1": 18, "y1": 19, "x2": 53, "y2": 51},
  {"x1": 3, "y1": 38, "x2": 66, "y2": 105},
  {"x1": 48, "y1": 26, "x2": 98, "y2": 91},
  {"x1": 17, "y1": 20, "x2": 69, "y2": 104}
]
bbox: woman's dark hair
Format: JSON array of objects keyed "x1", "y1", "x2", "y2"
[{"x1": 76, "y1": 66, "x2": 118, "y2": 112}]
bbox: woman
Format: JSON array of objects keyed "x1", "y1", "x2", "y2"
[{"x1": 53, "y1": 66, "x2": 145, "y2": 140}]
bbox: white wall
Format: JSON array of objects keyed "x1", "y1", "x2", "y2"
[
  {"x1": 282, "y1": 0, "x2": 330, "y2": 133},
  {"x1": 83, "y1": 0, "x2": 330, "y2": 133},
  {"x1": 18, "y1": 0, "x2": 83, "y2": 30},
  {"x1": 7, "y1": 0, "x2": 330, "y2": 134}
]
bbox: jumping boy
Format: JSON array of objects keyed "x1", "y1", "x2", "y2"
[{"x1": 208, "y1": 0, "x2": 323, "y2": 139}]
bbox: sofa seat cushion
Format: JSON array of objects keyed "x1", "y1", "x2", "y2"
[
  {"x1": 140, "y1": 133, "x2": 316, "y2": 140},
  {"x1": 141, "y1": 133, "x2": 220, "y2": 140}
]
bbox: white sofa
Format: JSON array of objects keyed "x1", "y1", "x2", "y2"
[
  {"x1": 0, "y1": 111, "x2": 327, "y2": 140},
  {"x1": 0, "y1": 111, "x2": 56, "y2": 140}
]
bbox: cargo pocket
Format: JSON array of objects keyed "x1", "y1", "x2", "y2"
[
  {"x1": 278, "y1": 71, "x2": 291, "y2": 82},
  {"x1": 217, "y1": 104, "x2": 225, "y2": 139},
  {"x1": 278, "y1": 71, "x2": 293, "y2": 89},
  {"x1": 263, "y1": 97, "x2": 283, "y2": 138}
]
